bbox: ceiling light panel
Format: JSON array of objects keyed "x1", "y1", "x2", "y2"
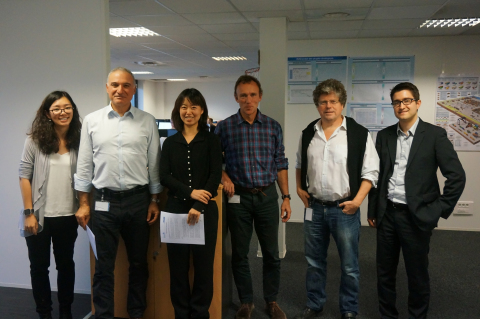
[
  {"x1": 110, "y1": 27, "x2": 160, "y2": 37},
  {"x1": 212, "y1": 56, "x2": 247, "y2": 61},
  {"x1": 419, "y1": 18, "x2": 480, "y2": 28}
]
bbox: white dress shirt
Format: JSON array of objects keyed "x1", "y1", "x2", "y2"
[
  {"x1": 388, "y1": 118, "x2": 419, "y2": 204},
  {"x1": 74, "y1": 104, "x2": 161, "y2": 194},
  {"x1": 296, "y1": 117, "x2": 379, "y2": 201}
]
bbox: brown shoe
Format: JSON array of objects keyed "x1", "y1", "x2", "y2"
[
  {"x1": 266, "y1": 302, "x2": 287, "y2": 319},
  {"x1": 235, "y1": 303, "x2": 255, "y2": 319}
]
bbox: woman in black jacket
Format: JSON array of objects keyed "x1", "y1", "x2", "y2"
[{"x1": 160, "y1": 88, "x2": 222, "y2": 319}]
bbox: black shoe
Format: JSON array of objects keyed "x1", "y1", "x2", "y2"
[
  {"x1": 341, "y1": 312, "x2": 356, "y2": 319},
  {"x1": 294, "y1": 307, "x2": 323, "y2": 319},
  {"x1": 39, "y1": 313, "x2": 53, "y2": 319},
  {"x1": 59, "y1": 311, "x2": 73, "y2": 319}
]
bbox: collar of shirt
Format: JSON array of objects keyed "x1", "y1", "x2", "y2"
[
  {"x1": 107, "y1": 103, "x2": 135, "y2": 119},
  {"x1": 171, "y1": 130, "x2": 206, "y2": 145},
  {"x1": 396, "y1": 117, "x2": 419, "y2": 138},
  {"x1": 234, "y1": 109, "x2": 265, "y2": 125},
  {"x1": 315, "y1": 116, "x2": 347, "y2": 141}
]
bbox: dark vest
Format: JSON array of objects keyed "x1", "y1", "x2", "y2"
[{"x1": 300, "y1": 117, "x2": 368, "y2": 199}]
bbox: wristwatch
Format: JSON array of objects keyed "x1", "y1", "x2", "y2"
[
  {"x1": 151, "y1": 198, "x2": 160, "y2": 203},
  {"x1": 23, "y1": 208, "x2": 34, "y2": 216},
  {"x1": 281, "y1": 194, "x2": 291, "y2": 200}
]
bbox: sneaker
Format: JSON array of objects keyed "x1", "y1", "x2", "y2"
[
  {"x1": 266, "y1": 302, "x2": 286, "y2": 319},
  {"x1": 235, "y1": 303, "x2": 255, "y2": 319},
  {"x1": 294, "y1": 307, "x2": 323, "y2": 318}
]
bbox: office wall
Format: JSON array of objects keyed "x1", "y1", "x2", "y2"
[
  {"x1": 0, "y1": 0, "x2": 109, "y2": 292},
  {"x1": 285, "y1": 35, "x2": 480, "y2": 230}
]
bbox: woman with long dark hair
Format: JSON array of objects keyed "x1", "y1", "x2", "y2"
[
  {"x1": 19, "y1": 91, "x2": 82, "y2": 319},
  {"x1": 160, "y1": 88, "x2": 222, "y2": 319}
]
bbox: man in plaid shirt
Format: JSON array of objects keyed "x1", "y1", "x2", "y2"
[{"x1": 215, "y1": 75, "x2": 291, "y2": 319}]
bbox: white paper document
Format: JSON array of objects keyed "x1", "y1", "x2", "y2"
[
  {"x1": 86, "y1": 226, "x2": 97, "y2": 259},
  {"x1": 160, "y1": 212, "x2": 205, "y2": 245}
]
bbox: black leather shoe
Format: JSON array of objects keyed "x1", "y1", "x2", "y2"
[
  {"x1": 38, "y1": 313, "x2": 53, "y2": 319},
  {"x1": 294, "y1": 307, "x2": 323, "y2": 318},
  {"x1": 341, "y1": 312, "x2": 356, "y2": 319}
]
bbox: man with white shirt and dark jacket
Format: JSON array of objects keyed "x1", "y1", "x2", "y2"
[{"x1": 295, "y1": 79, "x2": 379, "y2": 319}]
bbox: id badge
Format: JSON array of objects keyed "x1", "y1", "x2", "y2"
[
  {"x1": 305, "y1": 208, "x2": 313, "y2": 221},
  {"x1": 95, "y1": 201, "x2": 110, "y2": 212},
  {"x1": 228, "y1": 195, "x2": 241, "y2": 204}
]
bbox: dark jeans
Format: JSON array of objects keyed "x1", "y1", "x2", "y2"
[
  {"x1": 227, "y1": 183, "x2": 280, "y2": 304},
  {"x1": 92, "y1": 188, "x2": 150, "y2": 319},
  {"x1": 166, "y1": 198, "x2": 218, "y2": 319},
  {"x1": 25, "y1": 215, "x2": 78, "y2": 316},
  {"x1": 377, "y1": 205, "x2": 432, "y2": 319}
]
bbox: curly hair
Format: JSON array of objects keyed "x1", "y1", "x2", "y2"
[
  {"x1": 312, "y1": 79, "x2": 347, "y2": 106},
  {"x1": 171, "y1": 88, "x2": 209, "y2": 132},
  {"x1": 29, "y1": 91, "x2": 82, "y2": 154}
]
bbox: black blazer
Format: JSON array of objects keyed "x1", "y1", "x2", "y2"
[
  {"x1": 368, "y1": 119, "x2": 466, "y2": 231},
  {"x1": 159, "y1": 130, "x2": 222, "y2": 213}
]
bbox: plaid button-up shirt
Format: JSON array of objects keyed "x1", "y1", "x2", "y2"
[{"x1": 215, "y1": 110, "x2": 288, "y2": 188}]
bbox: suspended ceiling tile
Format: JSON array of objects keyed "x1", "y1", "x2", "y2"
[
  {"x1": 242, "y1": 10, "x2": 303, "y2": 23},
  {"x1": 155, "y1": 0, "x2": 236, "y2": 13},
  {"x1": 462, "y1": 25, "x2": 480, "y2": 35},
  {"x1": 111, "y1": 35, "x2": 176, "y2": 44},
  {"x1": 165, "y1": 33, "x2": 219, "y2": 42},
  {"x1": 309, "y1": 20, "x2": 364, "y2": 31},
  {"x1": 309, "y1": 30, "x2": 360, "y2": 39},
  {"x1": 182, "y1": 12, "x2": 248, "y2": 25},
  {"x1": 288, "y1": 22, "x2": 307, "y2": 32},
  {"x1": 432, "y1": 4, "x2": 480, "y2": 19},
  {"x1": 229, "y1": 0, "x2": 302, "y2": 11},
  {"x1": 362, "y1": 18, "x2": 424, "y2": 29},
  {"x1": 212, "y1": 33, "x2": 259, "y2": 41},
  {"x1": 305, "y1": 8, "x2": 369, "y2": 20},
  {"x1": 124, "y1": 14, "x2": 192, "y2": 26},
  {"x1": 287, "y1": 31, "x2": 310, "y2": 40},
  {"x1": 358, "y1": 28, "x2": 413, "y2": 37},
  {"x1": 223, "y1": 40, "x2": 259, "y2": 47},
  {"x1": 109, "y1": 16, "x2": 139, "y2": 28},
  {"x1": 109, "y1": 1, "x2": 172, "y2": 16},
  {"x1": 147, "y1": 25, "x2": 206, "y2": 35},
  {"x1": 200, "y1": 23, "x2": 258, "y2": 34},
  {"x1": 304, "y1": 0, "x2": 373, "y2": 9},
  {"x1": 368, "y1": 5, "x2": 442, "y2": 19},
  {"x1": 411, "y1": 25, "x2": 469, "y2": 36},
  {"x1": 374, "y1": 0, "x2": 447, "y2": 6}
]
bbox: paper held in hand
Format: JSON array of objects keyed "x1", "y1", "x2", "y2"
[{"x1": 160, "y1": 211, "x2": 205, "y2": 245}]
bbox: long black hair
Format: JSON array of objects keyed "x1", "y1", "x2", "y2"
[
  {"x1": 171, "y1": 88, "x2": 209, "y2": 132},
  {"x1": 29, "y1": 91, "x2": 82, "y2": 154}
]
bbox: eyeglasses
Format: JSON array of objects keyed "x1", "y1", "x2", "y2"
[
  {"x1": 49, "y1": 107, "x2": 74, "y2": 115},
  {"x1": 391, "y1": 98, "x2": 417, "y2": 108},
  {"x1": 319, "y1": 100, "x2": 340, "y2": 107}
]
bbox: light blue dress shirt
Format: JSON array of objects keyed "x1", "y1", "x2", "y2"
[
  {"x1": 387, "y1": 118, "x2": 419, "y2": 204},
  {"x1": 74, "y1": 104, "x2": 161, "y2": 194}
]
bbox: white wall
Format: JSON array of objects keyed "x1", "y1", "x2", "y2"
[
  {"x1": 285, "y1": 35, "x2": 480, "y2": 231},
  {"x1": 137, "y1": 80, "x2": 238, "y2": 122},
  {"x1": 164, "y1": 81, "x2": 238, "y2": 121},
  {"x1": 0, "y1": 0, "x2": 109, "y2": 293}
]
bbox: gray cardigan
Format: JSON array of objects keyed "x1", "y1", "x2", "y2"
[{"x1": 18, "y1": 136, "x2": 78, "y2": 237}]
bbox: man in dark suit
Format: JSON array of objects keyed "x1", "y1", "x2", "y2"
[{"x1": 368, "y1": 82, "x2": 466, "y2": 319}]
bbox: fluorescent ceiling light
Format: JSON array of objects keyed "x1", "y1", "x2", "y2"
[
  {"x1": 167, "y1": 79, "x2": 187, "y2": 81},
  {"x1": 132, "y1": 71, "x2": 153, "y2": 75},
  {"x1": 420, "y1": 18, "x2": 480, "y2": 28},
  {"x1": 109, "y1": 27, "x2": 160, "y2": 37},
  {"x1": 212, "y1": 56, "x2": 247, "y2": 61}
]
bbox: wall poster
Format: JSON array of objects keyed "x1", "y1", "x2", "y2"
[{"x1": 435, "y1": 75, "x2": 480, "y2": 151}]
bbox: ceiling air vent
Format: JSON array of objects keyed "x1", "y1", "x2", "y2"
[{"x1": 134, "y1": 61, "x2": 166, "y2": 67}]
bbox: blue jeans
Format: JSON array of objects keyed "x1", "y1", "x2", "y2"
[{"x1": 304, "y1": 201, "x2": 361, "y2": 314}]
